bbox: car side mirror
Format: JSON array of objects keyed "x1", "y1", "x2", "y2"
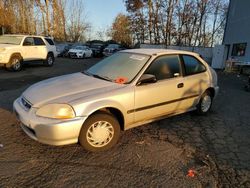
[{"x1": 137, "y1": 74, "x2": 157, "y2": 85}]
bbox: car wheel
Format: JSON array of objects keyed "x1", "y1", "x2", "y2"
[
  {"x1": 196, "y1": 91, "x2": 213, "y2": 115},
  {"x1": 79, "y1": 112, "x2": 120, "y2": 152},
  {"x1": 82, "y1": 53, "x2": 85, "y2": 59},
  {"x1": 7, "y1": 55, "x2": 22, "y2": 71},
  {"x1": 44, "y1": 53, "x2": 54, "y2": 67}
]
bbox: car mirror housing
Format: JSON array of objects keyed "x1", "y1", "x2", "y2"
[{"x1": 137, "y1": 74, "x2": 157, "y2": 85}]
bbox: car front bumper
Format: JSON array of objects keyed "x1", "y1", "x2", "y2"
[
  {"x1": 13, "y1": 98, "x2": 87, "y2": 146},
  {"x1": 0, "y1": 52, "x2": 11, "y2": 64},
  {"x1": 214, "y1": 86, "x2": 219, "y2": 98}
]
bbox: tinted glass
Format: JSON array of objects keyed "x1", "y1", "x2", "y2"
[
  {"x1": 45, "y1": 38, "x2": 55, "y2": 45},
  {"x1": 182, "y1": 55, "x2": 206, "y2": 75},
  {"x1": 87, "y1": 52, "x2": 150, "y2": 83},
  {"x1": 23, "y1": 37, "x2": 34, "y2": 46},
  {"x1": 145, "y1": 55, "x2": 181, "y2": 80},
  {"x1": 34, "y1": 37, "x2": 45, "y2": 45}
]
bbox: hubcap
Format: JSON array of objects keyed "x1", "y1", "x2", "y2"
[
  {"x1": 86, "y1": 121, "x2": 114, "y2": 147},
  {"x1": 13, "y1": 58, "x2": 20, "y2": 70},
  {"x1": 48, "y1": 56, "x2": 53, "y2": 65},
  {"x1": 201, "y1": 95, "x2": 212, "y2": 112}
]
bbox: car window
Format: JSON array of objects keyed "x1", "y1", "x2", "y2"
[
  {"x1": 34, "y1": 37, "x2": 45, "y2": 46},
  {"x1": 145, "y1": 55, "x2": 181, "y2": 80},
  {"x1": 182, "y1": 55, "x2": 206, "y2": 75},
  {"x1": 44, "y1": 38, "x2": 55, "y2": 45},
  {"x1": 23, "y1": 37, "x2": 34, "y2": 46}
]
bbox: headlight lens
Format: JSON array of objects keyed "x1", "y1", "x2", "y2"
[
  {"x1": 36, "y1": 104, "x2": 75, "y2": 119},
  {"x1": 0, "y1": 48, "x2": 6, "y2": 52}
]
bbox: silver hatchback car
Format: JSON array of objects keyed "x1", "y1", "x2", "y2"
[{"x1": 14, "y1": 49, "x2": 219, "y2": 152}]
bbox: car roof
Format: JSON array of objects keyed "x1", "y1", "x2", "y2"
[{"x1": 122, "y1": 48, "x2": 198, "y2": 56}]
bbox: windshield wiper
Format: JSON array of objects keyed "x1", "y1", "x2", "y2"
[
  {"x1": 92, "y1": 74, "x2": 113, "y2": 82},
  {"x1": 83, "y1": 71, "x2": 113, "y2": 82}
]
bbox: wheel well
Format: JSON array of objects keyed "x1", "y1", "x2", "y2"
[
  {"x1": 48, "y1": 51, "x2": 54, "y2": 57},
  {"x1": 92, "y1": 107, "x2": 125, "y2": 130},
  {"x1": 206, "y1": 87, "x2": 215, "y2": 98},
  {"x1": 6, "y1": 53, "x2": 23, "y2": 68},
  {"x1": 11, "y1": 53, "x2": 22, "y2": 59}
]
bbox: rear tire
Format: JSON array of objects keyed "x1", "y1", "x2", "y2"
[
  {"x1": 79, "y1": 112, "x2": 120, "y2": 152},
  {"x1": 196, "y1": 91, "x2": 213, "y2": 115},
  {"x1": 7, "y1": 55, "x2": 22, "y2": 71},
  {"x1": 44, "y1": 53, "x2": 54, "y2": 67}
]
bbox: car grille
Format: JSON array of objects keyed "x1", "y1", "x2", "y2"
[
  {"x1": 21, "y1": 97, "x2": 32, "y2": 110},
  {"x1": 69, "y1": 52, "x2": 77, "y2": 57}
]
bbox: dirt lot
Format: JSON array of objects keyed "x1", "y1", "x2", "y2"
[{"x1": 0, "y1": 58, "x2": 250, "y2": 187}]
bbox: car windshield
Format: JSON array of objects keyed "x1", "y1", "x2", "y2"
[
  {"x1": 74, "y1": 46, "x2": 83, "y2": 50},
  {"x1": 107, "y1": 44, "x2": 119, "y2": 48},
  {"x1": 0, "y1": 35, "x2": 23, "y2": 45},
  {"x1": 85, "y1": 52, "x2": 150, "y2": 84}
]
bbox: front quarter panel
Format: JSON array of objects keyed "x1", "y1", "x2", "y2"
[{"x1": 71, "y1": 86, "x2": 135, "y2": 128}]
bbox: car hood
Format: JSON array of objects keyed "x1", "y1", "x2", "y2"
[
  {"x1": 69, "y1": 49, "x2": 83, "y2": 53},
  {"x1": 0, "y1": 43, "x2": 19, "y2": 48},
  {"x1": 23, "y1": 73, "x2": 124, "y2": 107}
]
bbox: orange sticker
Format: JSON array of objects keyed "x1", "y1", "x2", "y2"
[{"x1": 115, "y1": 77, "x2": 128, "y2": 84}]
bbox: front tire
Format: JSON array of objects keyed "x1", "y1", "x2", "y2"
[
  {"x1": 79, "y1": 112, "x2": 120, "y2": 152},
  {"x1": 44, "y1": 53, "x2": 54, "y2": 67},
  {"x1": 7, "y1": 55, "x2": 22, "y2": 71},
  {"x1": 196, "y1": 91, "x2": 213, "y2": 115}
]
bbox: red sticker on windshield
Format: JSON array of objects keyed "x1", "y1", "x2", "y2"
[{"x1": 115, "y1": 77, "x2": 128, "y2": 84}]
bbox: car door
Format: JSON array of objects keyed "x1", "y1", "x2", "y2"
[
  {"x1": 133, "y1": 54, "x2": 185, "y2": 123},
  {"x1": 22, "y1": 37, "x2": 37, "y2": 60},
  {"x1": 180, "y1": 55, "x2": 209, "y2": 109},
  {"x1": 33, "y1": 37, "x2": 47, "y2": 59}
]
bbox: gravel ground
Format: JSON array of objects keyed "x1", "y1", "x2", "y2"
[{"x1": 0, "y1": 58, "x2": 249, "y2": 187}]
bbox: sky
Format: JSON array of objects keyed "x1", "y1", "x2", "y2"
[{"x1": 84, "y1": 0, "x2": 127, "y2": 40}]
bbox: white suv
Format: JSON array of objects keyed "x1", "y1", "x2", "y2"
[{"x1": 0, "y1": 35, "x2": 57, "y2": 71}]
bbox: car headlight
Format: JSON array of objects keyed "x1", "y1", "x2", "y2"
[
  {"x1": 36, "y1": 104, "x2": 75, "y2": 119},
  {"x1": 0, "y1": 48, "x2": 6, "y2": 52}
]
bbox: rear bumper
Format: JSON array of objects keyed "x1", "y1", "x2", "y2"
[{"x1": 13, "y1": 98, "x2": 87, "y2": 146}]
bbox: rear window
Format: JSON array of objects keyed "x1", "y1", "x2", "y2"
[
  {"x1": 182, "y1": 55, "x2": 206, "y2": 75},
  {"x1": 44, "y1": 38, "x2": 55, "y2": 45}
]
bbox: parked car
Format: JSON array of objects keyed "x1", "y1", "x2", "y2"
[
  {"x1": 0, "y1": 35, "x2": 57, "y2": 71},
  {"x1": 56, "y1": 43, "x2": 71, "y2": 57},
  {"x1": 68, "y1": 45, "x2": 92, "y2": 58},
  {"x1": 103, "y1": 44, "x2": 122, "y2": 56},
  {"x1": 90, "y1": 43, "x2": 105, "y2": 57},
  {"x1": 13, "y1": 49, "x2": 219, "y2": 152}
]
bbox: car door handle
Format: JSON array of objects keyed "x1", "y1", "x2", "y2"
[{"x1": 177, "y1": 83, "x2": 184, "y2": 88}]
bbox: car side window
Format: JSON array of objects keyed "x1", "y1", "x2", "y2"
[
  {"x1": 182, "y1": 55, "x2": 206, "y2": 75},
  {"x1": 34, "y1": 37, "x2": 45, "y2": 46},
  {"x1": 44, "y1": 38, "x2": 55, "y2": 45},
  {"x1": 145, "y1": 55, "x2": 181, "y2": 81},
  {"x1": 23, "y1": 37, "x2": 34, "y2": 46}
]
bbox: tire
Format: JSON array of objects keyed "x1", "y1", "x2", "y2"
[
  {"x1": 7, "y1": 54, "x2": 22, "y2": 71},
  {"x1": 82, "y1": 53, "x2": 85, "y2": 59},
  {"x1": 44, "y1": 53, "x2": 54, "y2": 67},
  {"x1": 196, "y1": 91, "x2": 213, "y2": 115},
  {"x1": 79, "y1": 112, "x2": 121, "y2": 152}
]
